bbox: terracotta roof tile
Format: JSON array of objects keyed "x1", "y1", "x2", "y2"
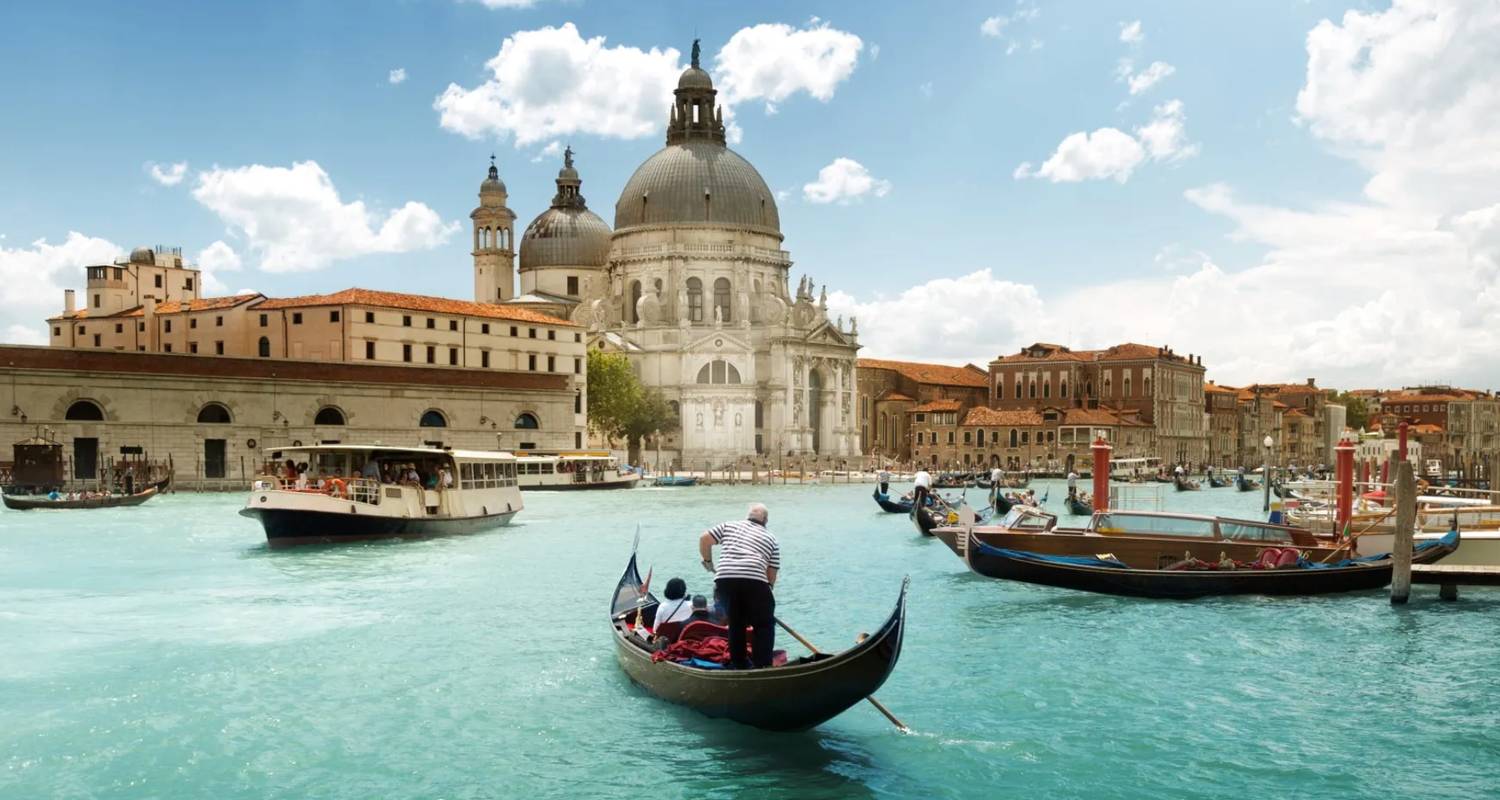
[
  {"x1": 876, "y1": 391, "x2": 915, "y2": 403},
  {"x1": 1061, "y1": 407, "x2": 1149, "y2": 426},
  {"x1": 255, "y1": 288, "x2": 577, "y2": 326},
  {"x1": 1411, "y1": 423, "x2": 1444, "y2": 434},
  {"x1": 1204, "y1": 382, "x2": 1239, "y2": 395},
  {"x1": 1382, "y1": 393, "x2": 1468, "y2": 404},
  {"x1": 52, "y1": 294, "x2": 263, "y2": 320},
  {"x1": 910, "y1": 399, "x2": 963, "y2": 412},
  {"x1": 962, "y1": 407, "x2": 1043, "y2": 426},
  {"x1": 857, "y1": 358, "x2": 988, "y2": 388}
]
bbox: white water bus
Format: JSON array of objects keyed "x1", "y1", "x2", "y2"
[
  {"x1": 513, "y1": 451, "x2": 642, "y2": 491},
  {"x1": 242, "y1": 444, "x2": 522, "y2": 547}
]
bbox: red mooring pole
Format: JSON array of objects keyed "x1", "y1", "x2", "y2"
[
  {"x1": 1091, "y1": 436, "x2": 1112, "y2": 513},
  {"x1": 1335, "y1": 438, "x2": 1355, "y2": 535},
  {"x1": 1398, "y1": 420, "x2": 1409, "y2": 463}
]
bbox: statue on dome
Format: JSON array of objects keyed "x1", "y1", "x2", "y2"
[
  {"x1": 563, "y1": 145, "x2": 574, "y2": 170},
  {"x1": 691, "y1": 39, "x2": 701, "y2": 69}
]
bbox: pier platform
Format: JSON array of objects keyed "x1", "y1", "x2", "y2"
[{"x1": 1410, "y1": 564, "x2": 1500, "y2": 601}]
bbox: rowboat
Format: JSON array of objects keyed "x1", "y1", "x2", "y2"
[
  {"x1": 653, "y1": 475, "x2": 699, "y2": 487},
  {"x1": 2, "y1": 486, "x2": 158, "y2": 510},
  {"x1": 609, "y1": 547, "x2": 908, "y2": 732},
  {"x1": 962, "y1": 528, "x2": 1459, "y2": 599},
  {"x1": 872, "y1": 488, "x2": 913, "y2": 514},
  {"x1": 1173, "y1": 475, "x2": 1201, "y2": 492}
]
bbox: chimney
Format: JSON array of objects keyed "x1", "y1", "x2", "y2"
[
  {"x1": 64, "y1": 289, "x2": 75, "y2": 315},
  {"x1": 143, "y1": 296, "x2": 157, "y2": 352},
  {"x1": 1306, "y1": 378, "x2": 1315, "y2": 387}
]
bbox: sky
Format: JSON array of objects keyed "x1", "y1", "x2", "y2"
[{"x1": 2, "y1": 0, "x2": 1497, "y2": 390}]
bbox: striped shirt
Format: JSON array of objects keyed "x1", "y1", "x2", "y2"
[{"x1": 709, "y1": 519, "x2": 781, "y2": 583}]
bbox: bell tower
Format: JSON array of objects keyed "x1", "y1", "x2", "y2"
[{"x1": 472, "y1": 155, "x2": 516, "y2": 303}]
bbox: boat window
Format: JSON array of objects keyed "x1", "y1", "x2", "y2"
[
  {"x1": 1219, "y1": 522, "x2": 1291, "y2": 543},
  {"x1": 1095, "y1": 513, "x2": 1216, "y2": 538},
  {"x1": 540, "y1": 462, "x2": 554, "y2": 474},
  {"x1": 461, "y1": 463, "x2": 474, "y2": 485}
]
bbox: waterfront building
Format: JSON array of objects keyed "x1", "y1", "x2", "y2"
[
  {"x1": 856, "y1": 358, "x2": 989, "y2": 462},
  {"x1": 1240, "y1": 381, "x2": 1331, "y2": 464},
  {"x1": 1204, "y1": 382, "x2": 1239, "y2": 468},
  {"x1": 987, "y1": 342, "x2": 1207, "y2": 466},
  {"x1": 570, "y1": 49, "x2": 860, "y2": 464},
  {"x1": 907, "y1": 403, "x2": 1152, "y2": 472}
]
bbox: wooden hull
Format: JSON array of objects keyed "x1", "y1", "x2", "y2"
[
  {"x1": 873, "y1": 489, "x2": 912, "y2": 514},
  {"x1": 962, "y1": 529, "x2": 1459, "y2": 599},
  {"x1": 931, "y1": 525, "x2": 1345, "y2": 568},
  {"x1": 610, "y1": 553, "x2": 907, "y2": 732},
  {"x1": 653, "y1": 477, "x2": 698, "y2": 487},
  {"x1": 523, "y1": 475, "x2": 641, "y2": 491},
  {"x1": 2, "y1": 487, "x2": 158, "y2": 510},
  {"x1": 1065, "y1": 496, "x2": 1092, "y2": 516}
]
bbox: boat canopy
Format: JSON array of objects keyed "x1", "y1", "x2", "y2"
[{"x1": 263, "y1": 444, "x2": 515, "y2": 462}]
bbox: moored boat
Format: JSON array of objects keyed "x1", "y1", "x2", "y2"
[
  {"x1": 239, "y1": 444, "x2": 522, "y2": 547},
  {"x1": 514, "y1": 451, "x2": 641, "y2": 491},
  {"x1": 609, "y1": 545, "x2": 907, "y2": 732},
  {"x1": 653, "y1": 475, "x2": 698, "y2": 487},
  {"x1": 3, "y1": 486, "x2": 158, "y2": 510},
  {"x1": 961, "y1": 528, "x2": 1459, "y2": 599}
]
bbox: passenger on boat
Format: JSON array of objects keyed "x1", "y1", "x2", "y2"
[
  {"x1": 361, "y1": 456, "x2": 380, "y2": 482},
  {"x1": 438, "y1": 466, "x2": 454, "y2": 490},
  {"x1": 698, "y1": 503, "x2": 780, "y2": 669},
  {"x1": 283, "y1": 459, "x2": 298, "y2": 483},
  {"x1": 653, "y1": 577, "x2": 694, "y2": 637},
  {"x1": 294, "y1": 468, "x2": 309, "y2": 491},
  {"x1": 687, "y1": 594, "x2": 722, "y2": 624}
]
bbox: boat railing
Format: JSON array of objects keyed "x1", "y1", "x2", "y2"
[{"x1": 251, "y1": 475, "x2": 383, "y2": 505}]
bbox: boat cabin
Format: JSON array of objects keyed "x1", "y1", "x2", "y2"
[
  {"x1": 252, "y1": 444, "x2": 521, "y2": 521},
  {"x1": 511, "y1": 450, "x2": 641, "y2": 490}
]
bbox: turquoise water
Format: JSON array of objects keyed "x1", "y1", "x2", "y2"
[{"x1": 3, "y1": 481, "x2": 1498, "y2": 799}]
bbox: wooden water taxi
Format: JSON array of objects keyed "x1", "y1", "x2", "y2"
[
  {"x1": 241, "y1": 444, "x2": 522, "y2": 547},
  {"x1": 3, "y1": 486, "x2": 158, "y2": 510}
]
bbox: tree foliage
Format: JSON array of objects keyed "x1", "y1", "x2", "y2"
[
  {"x1": 1330, "y1": 391, "x2": 1371, "y2": 430},
  {"x1": 586, "y1": 349, "x2": 679, "y2": 462}
]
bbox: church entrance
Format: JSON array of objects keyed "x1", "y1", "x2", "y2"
[{"x1": 808, "y1": 370, "x2": 823, "y2": 454}]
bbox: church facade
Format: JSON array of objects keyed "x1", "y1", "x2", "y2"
[{"x1": 492, "y1": 47, "x2": 862, "y2": 463}]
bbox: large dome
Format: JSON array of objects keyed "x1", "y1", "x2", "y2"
[
  {"x1": 519, "y1": 206, "x2": 611, "y2": 270},
  {"x1": 613, "y1": 141, "x2": 781, "y2": 235}
]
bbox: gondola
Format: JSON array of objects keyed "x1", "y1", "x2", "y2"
[
  {"x1": 2, "y1": 486, "x2": 158, "y2": 510},
  {"x1": 991, "y1": 489, "x2": 1013, "y2": 515},
  {"x1": 872, "y1": 488, "x2": 913, "y2": 514},
  {"x1": 1173, "y1": 475, "x2": 1201, "y2": 492},
  {"x1": 961, "y1": 528, "x2": 1459, "y2": 599},
  {"x1": 1235, "y1": 475, "x2": 1258, "y2": 492},
  {"x1": 1207, "y1": 474, "x2": 1228, "y2": 488},
  {"x1": 609, "y1": 546, "x2": 908, "y2": 732},
  {"x1": 910, "y1": 501, "x2": 949, "y2": 536},
  {"x1": 653, "y1": 475, "x2": 698, "y2": 487},
  {"x1": 1064, "y1": 494, "x2": 1092, "y2": 516}
]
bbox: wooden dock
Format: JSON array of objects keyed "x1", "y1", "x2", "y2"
[{"x1": 1411, "y1": 564, "x2": 1500, "y2": 601}]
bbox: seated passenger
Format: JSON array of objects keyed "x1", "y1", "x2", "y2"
[{"x1": 654, "y1": 578, "x2": 693, "y2": 632}]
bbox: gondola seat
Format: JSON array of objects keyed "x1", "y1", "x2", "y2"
[{"x1": 670, "y1": 621, "x2": 787, "y2": 666}]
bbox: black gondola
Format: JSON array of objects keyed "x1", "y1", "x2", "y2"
[
  {"x1": 2, "y1": 486, "x2": 159, "y2": 510},
  {"x1": 1173, "y1": 475, "x2": 1201, "y2": 492},
  {"x1": 991, "y1": 490, "x2": 1013, "y2": 515},
  {"x1": 1207, "y1": 475, "x2": 1228, "y2": 488},
  {"x1": 609, "y1": 548, "x2": 908, "y2": 732},
  {"x1": 1235, "y1": 475, "x2": 1259, "y2": 492},
  {"x1": 1064, "y1": 494, "x2": 1092, "y2": 516},
  {"x1": 961, "y1": 529, "x2": 1459, "y2": 599},
  {"x1": 910, "y1": 501, "x2": 947, "y2": 536},
  {"x1": 872, "y1": 488, "x2": 913, "y2": 514}
]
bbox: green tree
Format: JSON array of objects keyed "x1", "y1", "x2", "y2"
[
  {"x1": 620, "y1": 389, "x2": 679, "y2": 465},
  {"x1": 586, "y1": 349, "x2": 641, "y2": 443},
  {"x1": 1330, "y1": 392, "x2": 1371, "y2": 430}
]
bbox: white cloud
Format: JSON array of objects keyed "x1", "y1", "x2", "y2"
[
  {"x1": 1016, "y1": 100, "x2": 1195, "y2": 182},
  {"x1": 713, "y1": 22, "x2": 863, "y2": 111},
  {"x1": 388, "y1": 67, "x2": 407, "y2": 85},
  {"x1": 919, "y1": 81, "x2": 933, "y2": 98},
  {"x1": 0, "y1": 233, "x2": 122, "y2": 343},
  {"x1": 529, "y1": 140, "x2": 563, "y2": 163},
  {"x1": 979, "y1": 16, "x2": 1008, "y2": 38},
  {"x1": 869, "y1": 43, "x2": 880, "y2": 60},
  {"x1": 980, "y1": 3, "x2": 1041, "y2": 51},
  {"x1": 191, "y1": 161, "x2": 458, "y2": 272},
  {"x1": 472, "y1": 0, "x2": 539, "y2": 7},
  {"x1": 1119, "y1": 20, "x2": 1144, "y2": 44},
  {"x1": 1120, "y1": 60, "x2": 1175, "y2": 95},
  {"x1": 435, "y1": 23, "x2": 683, "y2": 147},
  {"x1": 802, "y1": 158, "x2": 891, "y2": 204},
  {"x1": 194, "y1": 240, "x2": 241, "y2": 294},
  {"x1": 827, "y1": 270, "x2": 1045, "y2": 364},
  {"x1": 146, "y1": 161, "x2": 188, "y2": 186}
]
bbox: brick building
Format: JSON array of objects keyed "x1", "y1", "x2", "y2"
[{"x1": 856, "y1": 358, "x2": 988, "y2": 462}]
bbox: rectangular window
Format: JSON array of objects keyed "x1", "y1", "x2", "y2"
[
  {"x1": 426, "y1": 318, "x2": 436, "y2": 329},
  {"x1": 190, "y1": 318, "x2": 197, "y2": 329},
  {"x1": 510, "y1": 326, "x2": 518, "y2": 337},
  {"x1": 547, "y1": 330, "x2": 555, "y2": 341},
  {"x1": 215, "y1": 315, "x2": 223, "y2": 327},
  {"x1": 365, "y1": 311, "x2": 375, "y2": 323},
  {"x1": 154, "y1": 275, "x2": 163, "y2": 288},
  {"x1": 481, "y1": 351, "x2": 490, "y2": 368},
  {"x1": 164, "y1": 320, "x2": 172, "y2": 333},
  {"x1": 547, "y1": 355, "x2": 555, "y2": 372},
  {"x1": 426, "y1": 346, "x2": 436, "y2": 364},
  {"x1": 529, "y1": 327, "x2": 537, "y2": 339},
  {"x1": 292, "y1": 312, "x2": 302, "y2": 324},
  {"x1": 330, "y1": 310, "x2": 340, "y2": 323},
  {"x1": 164, "y1": 343, "x2": 172, "y2": 353},
  {"x1": 402, "y1": 344, "x2": 412, "y2": 362},
  {"x1": 216, "y1": 341, "x2": 224, "y2": 355},
  {"x1": 449, "y1": 347, "x2": 458, "y2": 366},
  {"x1": 574, "y1": 332, "x2": 581, "y2": 343},
  {"x1": 93, "y1": 294, "x2": 100, "y2": 308},
  {"x1": 573, "y1": 357, "x2": 581, "y2": 374},
  {"x1": 189, "y1": 342, "x2": 198, "y2": 354},
  {"x1": 449, "y1": 320, "x2": 458, "y2": 331},
  {"x1": 113, "y1": 267, "x2": 122, "y2": 280},
  {"x1": 365, "y1": 341, "x2": 375, "y2": 359},
  {"x1": 92, "y1": 334, "x2": 101, "y2": 347},
  {"x1": 53, "y1": 327, "x2": 60, "y2": 337},
  {"x1": 567, "y1": 276, "x2": 579, "y2": 295},
  {"x1": 528, "y1": 354, "x2": 537, "y2": 371},
  {"x1": 403, "y1": 315, "x2": 412, "y2": 327},
  {"x1": 481, "y1": 323, "x2": 490, "y2": 334},
  {"x1": 139, "y1": 322, "x2": 145, "y2": 332},
  {"x1": 185, "y1": 278, "x2": 193, "y2": 291},
  {"x1": 259, "y1": 314, "x2": 268, "y2": 327},
  {"x1": 114, "y1": 323, "x2": 122, "y2": 334}
]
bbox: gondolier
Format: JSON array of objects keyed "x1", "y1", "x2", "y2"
[
  {"x1": 699, "y1": 503, "x2": 781, "y2": 669},
  {"x1": 877, "y1": 468, "x2": 891, "y2": 495}
]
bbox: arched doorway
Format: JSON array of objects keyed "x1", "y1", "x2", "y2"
[{"x1": 808, "y1": 369, "x2": 824, "y2": 454}]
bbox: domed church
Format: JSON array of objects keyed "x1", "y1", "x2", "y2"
[{"x1": 475, "y1": 42, "x2": 860, "y2": 463}]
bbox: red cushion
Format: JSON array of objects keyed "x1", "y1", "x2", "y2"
[{"x1": 678, "y1": 621, "x2": 729, "y2": 642}]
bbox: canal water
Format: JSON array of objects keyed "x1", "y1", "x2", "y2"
[{"x1": 2, "y1": 481, "x2": 1497, "y2": 799}]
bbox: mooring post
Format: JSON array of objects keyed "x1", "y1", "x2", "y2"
[
  {"x1": 1390, "y1": 460, "x2": 1416, "y2": 605},
  {"x1": 1091, "y1": 436, "x2": 1111, "y2": 513},
  {"x1": 1335, "y1": 438, "x2": 1355, "y2": 536}
]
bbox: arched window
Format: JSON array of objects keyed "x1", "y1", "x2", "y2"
[
  {"x1": 695, "y1": 360, "x2": 741, "y2": 384},
  {"x1": 977, "y1": 429, "x2": 985, "y2": 447},
  {"x1": 1028, "y1": 380, "x2": 1037, "y2": 399},
  {"x1": 1014, "y1": 380, "x2": 1022, "y2": 400},
  {"x1": 314, "y1": 407, "x2": 346, "y2": 426},
  {"x1": 197, "y1": 403, "x2": 232, "y2": 424},
  {"x1": 65, "y1": 400, "x2": 104, "y2": 421},
  {"x1": 1043, "y1": 381, "x2": 1051, "y2": 399},
  {"x1": 1061, "y1": 380, "x2": 1069, "y2": 398},
  {"x1": 713, "y1": 277, "x2": 731, "y2": 322},
  {"x1": 628, "y1": 280, "x2": 642, "y2": 324},
  {"x1": 686, "y1": 278, "x2": 703, "y2": 323},
  {"x1": 1104, "y1": 375, "x2": 1112, "y2": 397},
  {"x1": 258, "y1": 336, "x2": 271, "y2": 358},
  {"x1": 1009, "y1": 429, "x2": 1019, "y2": 447},
  {"x1": 419, "y1": 409, "x2": 448, "y2": 428},
  {"x1": 1124, "y1": 375, "x2": 1132, "y2": 398},
  {"x1": 514, "y1": 412, "x2": 539, "y2": 429}
]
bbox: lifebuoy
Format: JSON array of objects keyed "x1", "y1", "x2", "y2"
[{"x1": 328, "y1": 478, "x2": 348, "y2": 498}]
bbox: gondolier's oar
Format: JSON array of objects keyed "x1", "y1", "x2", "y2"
[
  {"x1": 1317, "y1": 507, "x2": 1398, "y2": 563},
  {"x1": 773, "y1": 617, "x2": 910, "y2": 733}
]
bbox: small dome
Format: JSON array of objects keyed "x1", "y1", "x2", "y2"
[
  {"x1": 479, "y1": 160, "x2": 507, "y2": 197},
  {"x1": 614, "y1": 142, "x2": 780, "y2": 234},
  {"x1": 519, "y1": 207, "x2": 612, "y2": 271},
  {"x1": 129, "y1": 246, "x2": 154, "y2": 264},
  {"x1": 677, "y1": 66, "x2": 713, "y2": 91}
]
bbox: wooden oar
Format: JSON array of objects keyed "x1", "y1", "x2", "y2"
[
  {"x1": 773, "y1": 617, "x2": 910, "y2": 733},
  {"x1": 1317, "y1": 507, "x2": 1398, "y2": 563}
]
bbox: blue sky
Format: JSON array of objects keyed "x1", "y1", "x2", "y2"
[{"x1": 3, "y1": 1, "x2": 1496, "y2": 389}]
